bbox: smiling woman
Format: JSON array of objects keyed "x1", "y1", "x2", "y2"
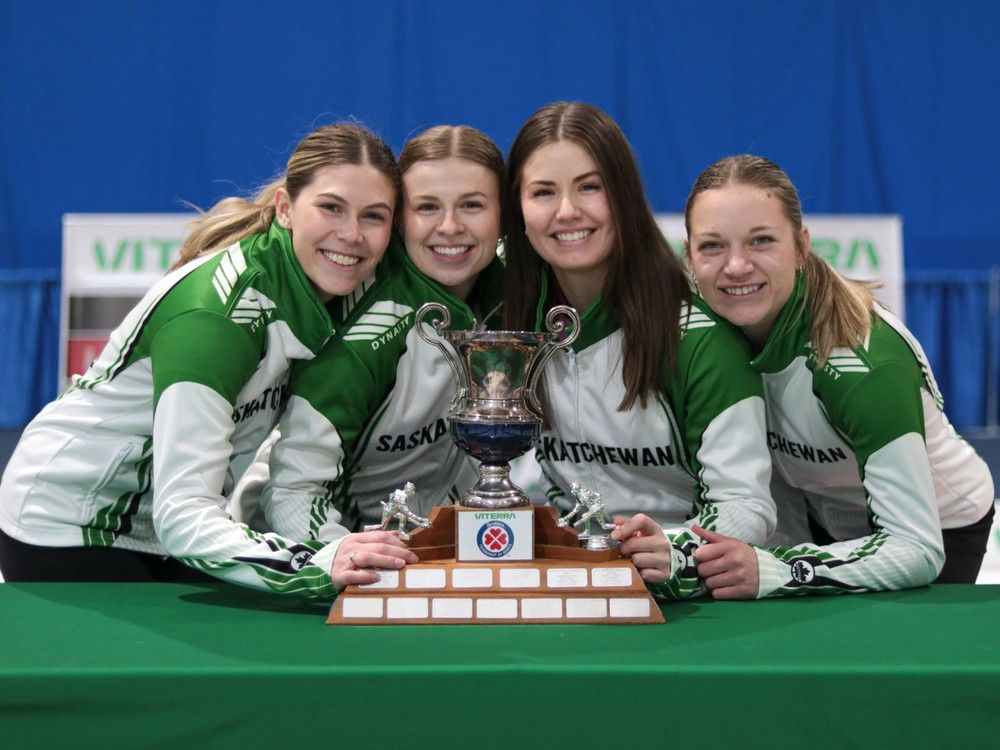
[
  {"x1": 401, "y1": 151, "x2": 500, "y2": 301},
  {"x1": 502, "y1": 102, "x2": 777, "y2": 600},
  {"x1": 684, "y1": 154, "x2": 995, "y2": 598},
  {"x1": 0, "y1": 124, "x2": 401, "y2": 594},
  {"x1": 275, "y1": 164, "x2": 395, "y2": 301}
]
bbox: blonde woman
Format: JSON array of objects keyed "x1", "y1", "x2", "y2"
[
  {"x1": 0, "y1": 124, "x2": 399, "y2": 596},
  {"x1": 246, "y1": 125, "x2": 506, "y2": 590},
  {"x1": 686, "y1": 154, "x2": 995, "y2": 598}
]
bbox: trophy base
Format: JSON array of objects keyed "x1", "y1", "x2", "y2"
[
  {"x1": 327, "y1": 506, "x2": 665, "y2": 626},
  {"x1": 460, "y1": 463, "x2": 531, "y2": 509}
]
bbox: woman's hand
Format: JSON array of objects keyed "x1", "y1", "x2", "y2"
[
  {"x1": 330, "y1": 530, "x2": 419, "y2": 590},
  {"x1": 611, "y1": 513, "x2": 673, "y2": 584},
  {"x1": 692, "y1": 525, "x2": 760, "y2": 599}
]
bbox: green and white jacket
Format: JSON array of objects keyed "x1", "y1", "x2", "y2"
[
  {"x1": 252, "y1": 237, "x2": 503, "y2": 555},
  {"x1": 752, "y1": 273, "x2": 994, "y2": 597},
  {"x1": 532, "y1": 274, "x2": 775, "y2": 599},
  {"x1": 0, "y1": 222, "x2": 341, "y2": 597}
]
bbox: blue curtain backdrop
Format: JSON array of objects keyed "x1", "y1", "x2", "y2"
[{"x1": 1, "y1": 0, "x2": 998, "y2": 427}]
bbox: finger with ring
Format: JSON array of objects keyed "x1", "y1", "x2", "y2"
[{"x1": 349, "y1": 552, "x2": 358, "y2": 567}]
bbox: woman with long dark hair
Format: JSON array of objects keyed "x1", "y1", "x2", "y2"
[{"x1": 503, "y1": 103, "x2": 775, "y2": 598}]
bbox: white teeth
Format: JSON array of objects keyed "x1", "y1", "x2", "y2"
[
  {"x1": 555, "y1": 230, "x2": 591, "y2": 242},
  {"x1": 431, "y1": 245, "x2": 471, "y2": 257},
  {"x1": 724, "y1": 284, "x2": 763, "y2": 297},
  {"x1": 323, "y1": 250, "x2": 360, "y2": 266}
]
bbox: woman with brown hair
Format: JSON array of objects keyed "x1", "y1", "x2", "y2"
[
  {"x1": 503, "y1": 102, "x2": 775, "y2": 599},
  {"x1": 0, "y1": 123, "x2": 399, "y2": 595},
  {"x1": 686, "y1": 154, "x2": 995, "y2": 597}
]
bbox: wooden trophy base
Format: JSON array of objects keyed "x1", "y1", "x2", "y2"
[{"x1": 327, "y1": 505, "x2": 665, "y2": 625}]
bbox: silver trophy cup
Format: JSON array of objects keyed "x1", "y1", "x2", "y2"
[{"x1": 416, "y1": 303, "x2": 580, "y2": 509}]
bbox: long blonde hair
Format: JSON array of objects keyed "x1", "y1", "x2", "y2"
[
  {"x1": 173, "y1": 123, "x2": 400, "y2": 269},
  {"x1": 684, "y1": 154, "x2": 876, "y2": 362}
]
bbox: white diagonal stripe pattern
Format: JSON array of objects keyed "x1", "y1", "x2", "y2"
[
  {"x1": 212, "y1": 244, "x2": 247, "y2": 305},
  {"x1": 342, "y1": 300, "x2": 414, "y2": 342}
]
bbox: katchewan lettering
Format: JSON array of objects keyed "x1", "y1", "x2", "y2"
[{"x1": 538, "y1": 436, "x2": 675, "y2": 467}]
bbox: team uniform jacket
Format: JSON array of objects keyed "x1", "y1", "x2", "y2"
[
  {"x1": 0, "y1": 222, "x2": 341, "y2": 597},
  {"x1": 752, "y1": 273, "x2": 994, "y2": 597},
  {"x1": 255, "y1": 237, "x2": 503, "y2": 555},
  {"x1": 532, "y1": 273, "x2": 775, "y2": 599}
]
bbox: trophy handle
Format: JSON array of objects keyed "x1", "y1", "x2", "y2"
[
  {"x1": 415, "y1": 302, "x2": 468, "y2": 412},
  {"x1": 523, "y1": 305, "x2": 581, "y2": 418}
]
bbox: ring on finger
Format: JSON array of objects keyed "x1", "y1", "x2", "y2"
[{"x1": 349, "y1": 551, "x2": 358, "y2": 567}]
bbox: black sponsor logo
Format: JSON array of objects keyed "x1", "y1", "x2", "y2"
[{"x1": 790, "y1": 559, "x2": 816, "y2": 583}]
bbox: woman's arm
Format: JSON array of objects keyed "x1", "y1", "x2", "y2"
[
  {"x1": 149, "y1": 310, "x2": 344, "y2": 597},
  {"x1": 697, "y1": 361, "x2": 945, "y2": 598}
]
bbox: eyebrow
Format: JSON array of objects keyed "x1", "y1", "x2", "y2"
[
  {"x1": 411, "y1": 191, "x2": 488, "y2": 201},
  {"x1": 316, "y1": 192, "x2": 392, "y2": 212},
  {"x1": 525, "y1": 170, "x2": 601, "y2": 187},
  {"x1": 693, "y1": 225, "x2": 778, "y2": 238}
]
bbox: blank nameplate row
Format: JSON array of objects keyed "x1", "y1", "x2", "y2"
[
  {"x1": 339, "y1": 596, "x2": 652, "y2": 621},
  {"x1": 358, "y1": 565, "x2": 635, "y2": 591}
]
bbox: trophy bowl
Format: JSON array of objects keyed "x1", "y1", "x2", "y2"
[{"x1": 416, "y1": 303, "x2": 580, "y2": 509}]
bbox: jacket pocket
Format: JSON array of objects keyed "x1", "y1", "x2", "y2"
[{"x1": 80, "y1": 441, "x2": 135, "y2": 522}]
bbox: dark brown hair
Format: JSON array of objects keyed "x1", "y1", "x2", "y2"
[{"x1": 503, "y1": 101, "x2": 689, "y2": 410}]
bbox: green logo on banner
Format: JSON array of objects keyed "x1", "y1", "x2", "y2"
[
  {"x1": 811, "y1": 238, "x2": 880, "y2": 271},
  {"x1": 93, "y1": 238, "x2": 181, "y2": 272}
]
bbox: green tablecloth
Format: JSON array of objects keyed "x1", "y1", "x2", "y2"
[{"x1": 1, "y1": 583, "x2": 998, "y2": 749}]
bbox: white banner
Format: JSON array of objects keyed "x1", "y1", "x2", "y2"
[
  {"x1": 60, "y1": 214, "x2": 192, "y2": 386},
  {"x1": 656, "y1": 213, "x2": 904, "y2": 317},
  {"x1": 58, "y1": 213, "x2": 904, "y2": 387}
]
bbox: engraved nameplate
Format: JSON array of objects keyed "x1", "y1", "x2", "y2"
[
  {"x1": 546, "y1": 568, "x2": 588, "y2": 588},
  {"x1": 452, "y1": 568, "x2": 494, "y2": 588},
  {"x1": 499, "y1": 568, "x2": 541, "y2": 588},
  {"x1": 592, "y1": 567, "x2": 633, "y2": 587},
  {"x1": 359, "y1": 569, "x2": 400, "y2": 589}
]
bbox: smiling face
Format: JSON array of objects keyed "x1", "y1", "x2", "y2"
[
  {"x1": 275, "y1": 163, "x2": 395, "y2": 302},
  {"x1": 401, "y1": 156, "x2": 500, "y2": 300},
  {"x1": 518, "y1": 139, "x2": 615, "y2": 310},
  {"x1": 687, "y1": 182, "x2": 808, "y2": 346}
]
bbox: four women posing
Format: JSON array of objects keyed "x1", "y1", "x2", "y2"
[{"x1": 0, "y1": 105, "x2": 993, "y2": 599}]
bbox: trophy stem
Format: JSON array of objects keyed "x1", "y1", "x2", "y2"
[{"x1": 461, "y1": 463, "x2": 531, "y2": 509}]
